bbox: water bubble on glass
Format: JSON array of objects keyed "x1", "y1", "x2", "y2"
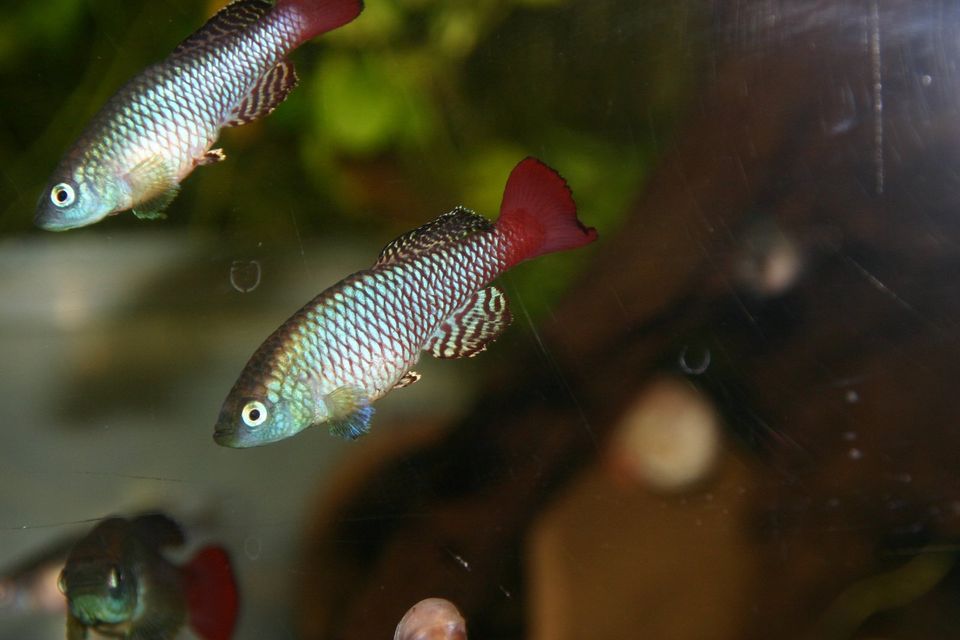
[
  {"x1": 845, "y1": 389, "x2": 859, "y2": 403},
  {"x1": 244, "y1": 535, "x2": 262, "y2": 561},
  {"x1": 678, "y1": 345, "x2": 711, "y2": 375},
  {"x1": 230, "y1": 260, "x2": 262, "y2": 293},
  {"x1": 921, "y1": 74, "x2": 933, "y2": 86},
  {"x1": 849, "y1": 448, "x2": 863, "y2": 460}
]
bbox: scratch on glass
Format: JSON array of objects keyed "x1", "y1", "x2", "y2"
[{"x1": 870, "y1": 0, "x2": 884, "y2": 195}]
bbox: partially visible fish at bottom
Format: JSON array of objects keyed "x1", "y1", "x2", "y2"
[{"x1": 60, "y1": 514, "x2": 238, "y2": 640}]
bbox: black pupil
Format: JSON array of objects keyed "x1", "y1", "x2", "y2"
[
  {"x1": 249, "y1": 408, "x2": 261, "y2": 421},
  {"x1": 56, "y1": 188, "x2": 68, "y2": 202}
]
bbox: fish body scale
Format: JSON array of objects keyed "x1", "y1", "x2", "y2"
[{"x1": 265, "y1": 230, "x2": 509, "y2": 407}]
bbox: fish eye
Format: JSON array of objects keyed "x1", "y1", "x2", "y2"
[
  {"x1": 50, "y1": 183, "x2": 76, "y2": 208},
  {"x1": 242, "y1": 400, "x2": 268, "y2": 428},
  {"x1": 107, "y1": 567, "x2": 120, "y2": 591},
  {"x1": 57, "y1": 570, "x2": 67, "y2": 595},
  {"x1": 106, "y1": 566, "x2": 126, "y2": 598}
]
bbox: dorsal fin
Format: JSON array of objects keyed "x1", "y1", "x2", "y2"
[
  {"x1": 225, "y1": 59, "x2": 299, "y2": 127},
  {"x1": 376, "y1": 207, "x2": 492, "y2": 266},
  {"x1": 130, "y1": 513, "x2": 186, "y2": 550},
  {"x1": 425, "y1": 285, "x2": 512, "y2": 359},
  {"x1": 172, "y1": 0, "x2": 273, "y2": 57}
]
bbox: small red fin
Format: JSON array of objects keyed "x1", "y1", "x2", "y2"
[
  {"x1": 278, "y1": 0, "x2": 364, "y2": 45},
  {"x1": 182, "y1": 546, "x2": 239, "y2": 640},
  {"x1": 495, "y1": 157, "x2": 598, "y2": 266}
]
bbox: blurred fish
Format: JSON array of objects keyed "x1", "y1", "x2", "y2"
[
  {"x1": 59, "y1": 514, "x2": 238, "y2": 640},
  {"x1": 35, "y1": 0, "x2": 364, "y2": 231},
  {"x1": 214, "y1": 157, "x2": 598, "y2": 447},
  {"x1": 394, "y1": 598, "x2": 467, "y2": 640}
]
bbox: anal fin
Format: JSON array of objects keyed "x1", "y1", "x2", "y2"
[
  {"x1": 426, "y1": 286, "x2": 512, "y2": 359},
  {"x1": 225, "y1": 60, "x2": 298, "y2": 127},
  {"x1": 325, "y1": 386, "x2": 375, "y2": 440}
]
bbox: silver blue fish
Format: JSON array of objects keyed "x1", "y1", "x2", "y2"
[{"x1": 36, "y1": 0, "x2": 363, "y2": 231}]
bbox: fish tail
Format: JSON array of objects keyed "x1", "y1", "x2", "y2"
[
  {"x1": 182, "y1": 546, "x2": 239, "y2": 640},
  {"x1": 495, "y1": 157, "x2": 598, "y2": 267},
  {"x1": 278, "y1": 0, "x2": 364, "y2": 45}
]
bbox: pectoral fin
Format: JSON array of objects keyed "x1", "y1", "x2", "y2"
[
  {"x1": 325, "y1": 386, "x2": 374, "y2": 440},
  {"x1": 127, "y1": 155, "x2": 179, "y2": 219},
  {"x1": 426, "y1": 286, "x2": 512, "y2": 359}
]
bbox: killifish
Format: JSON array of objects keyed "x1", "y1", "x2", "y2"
[
  {"x1": 213, "y1": 157, "x2": 598, "y2": 447},
  {"x1": 35, "y1": 0, "x2": 363, "y2": 231},
  {"x1": 58, "y1": 514, "x2": 238, "y2": 640}
]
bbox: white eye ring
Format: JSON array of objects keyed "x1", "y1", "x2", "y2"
[
  {"x1": 242, "y1": 401, "x2": 268, "y2": 428},
  {"x1": 51, "y1": 183, "x2": 76, "y2": 208}
]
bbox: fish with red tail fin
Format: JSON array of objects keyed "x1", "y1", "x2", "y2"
[
  {"x1": 35, "y1": 0, "x2": 364, "y2": 231},
  {"x1": 58, "y1": 514, "x2": 239, "y2": 640},
  {"x1": 214, "y1": 157, "x2": 598, "y2": 448}
]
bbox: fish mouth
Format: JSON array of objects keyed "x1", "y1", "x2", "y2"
[
  {"x1": 213, "y1": 425, "x2": 253, "y2": 448},
  {"x1": 35, "y1": 217, "x2": 79, "y2": 232},
  {"x1": 34, "y1": 207, "x2": 96, "y2": 232},
  {"x1": 34, "y1": 208, "x2": 71, "y2": 231}
]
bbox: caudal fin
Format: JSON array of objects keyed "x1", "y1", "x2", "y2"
[
  {"x1": 495, "y1": 157, "x2": 598, "y2": 266},
  {"x1": 182, "y1": 546, "x2": 239, "y2": 640},
  {"x1": 279, "y1": 0, "x2": 364, "y2": 45}
]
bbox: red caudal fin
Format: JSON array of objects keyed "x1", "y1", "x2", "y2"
[
  {"x1": 495, "y1": 157, "x2": 598, "y2": 267},
  {"x1": 182, "y1": 546, "x2": 239, "y2": 640},
  {"x1": 278, "y1": 0, "x2": 364, "y2": 45}
]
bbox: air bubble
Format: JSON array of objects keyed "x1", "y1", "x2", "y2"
[
  {"x1": 921, "y1": 74, "x2": 933, "y2": 86},
  {"x1": 230, "y1": 260, "x2": 262, "y2": 293},
  {"x1": 678, "y1": 345, "x2": 711, "y2": 375},
  {"x1": 244, "y1": 535, "x2": 262, "y2": 560}
]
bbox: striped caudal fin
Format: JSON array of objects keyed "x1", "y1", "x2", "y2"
[
  {"x1": 495, "y1": 157, "x2": 598, "y2": 266},
  {"x1": 278, "y1": 0, "x2": 364, "y2": 45}
]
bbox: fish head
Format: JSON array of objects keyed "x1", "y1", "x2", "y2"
[
  {"x1": 213, "y1": 381, "x2": 316, "y2": 448},
  {"x1": 59, "y1": 521, "x2": 139, "y2": 626},
  {"x1": 35, "y1": 165, "x2": 126, "y2": 231}
]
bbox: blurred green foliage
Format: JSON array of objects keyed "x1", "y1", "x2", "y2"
[{"x1": 0, "y1": 0, "x2": 700, "y2": 311}]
